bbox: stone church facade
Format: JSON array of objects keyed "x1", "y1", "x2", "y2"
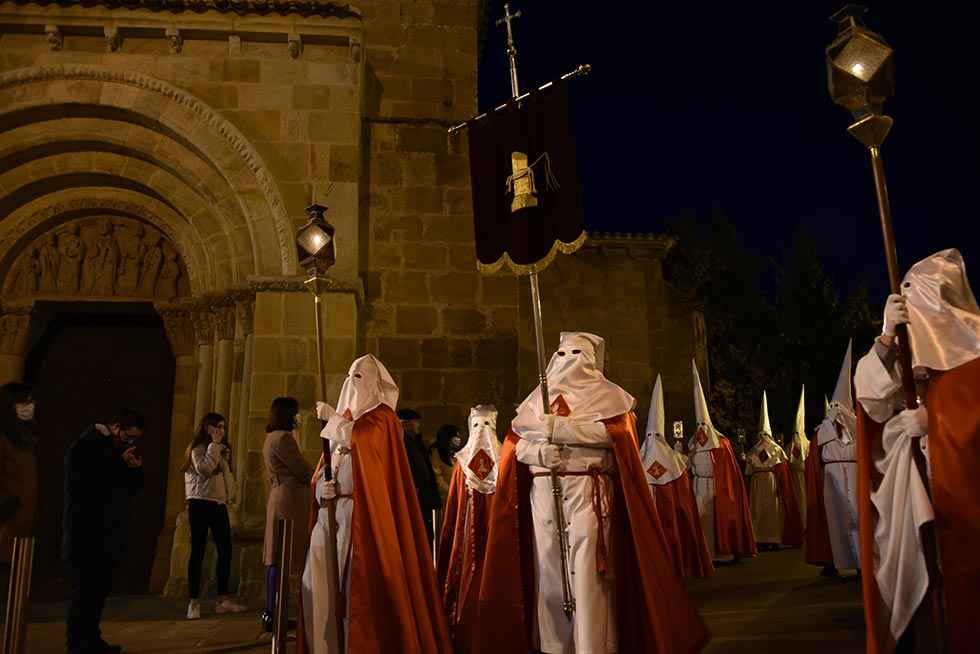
[{"x1": 0, "y1": 0, "x2": 705, "y2": 600}]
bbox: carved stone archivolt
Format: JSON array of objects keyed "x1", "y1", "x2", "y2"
[{"x1": 4, "y1": 217, "x2": 189, "y2": 300}]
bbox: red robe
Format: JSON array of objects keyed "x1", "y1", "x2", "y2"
[
  {"x1": 711, "y1": 437, "x2": 757, "y2": 557},
  {"x1": 475, "y1": 412, "x2": 709, "y2": 654},
  {"x1": 858, "y1": 357, "x2": 980, "y2": 654},
  {"x1": 772, "y1": 461, "x2": 805, "y2": 547},
  {"x1": 804, "y1": 429, "x2": 834, "y2": 566},
  {"x1": 436, "y1": 463, "x2": 493, "y2": 653},
  {"x1": 652, "y1": 471, "x2": 714, "y2": 578},
  {"x1": 296, "y1": 405, "x2": 452, "y2": 654}
]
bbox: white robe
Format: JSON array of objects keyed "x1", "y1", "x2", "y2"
[
  {"x1": 690, "y1": 449, "x2": 727, "y2": 561},
  {"x1": 744, "y1": 452, "x2": 785, "y2": 545},
  {"x1": 518, "y1": 423, "x2": 616, "y2": 654},
  {"x1": 787, "y1": 442, "x2": 807, "y2": 525},
  {"x1": 301, "y1": 441, "x2": 353, "y2": 654},
  {"x1": 819, "y1": 438, "x2": 860, "y2": 570},
  {"x1": 855, "y1": 346, "x2": 934, "y2": 641}
]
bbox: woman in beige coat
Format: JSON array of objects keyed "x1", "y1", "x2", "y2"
[{"x1": 261, "y1": 396, "x2": 313, "y2": 631}]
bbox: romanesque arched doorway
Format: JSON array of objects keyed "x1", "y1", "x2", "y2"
[{"x1": 25, "y1": 302, "x2": 176, "y2": 598}]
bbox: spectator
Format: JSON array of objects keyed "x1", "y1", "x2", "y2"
[
  {"x1": 397, "y1": 408, "x2": 441, "y2": 543},
  {"x1": 183, "y1": 412, "x2": 247, "y2": 620},
  {"x1": 429, "y1": 424, "x2": 463, "y2": 502},
  {"x1": 63, "y1": 409, "x2": 145, "y2": 654},
  {"x1": 260, "y1": 397, "x2": 312, "y2": 633},
  {"x1": 0, "y1": 383, "x2": 38, "y2": 600}
]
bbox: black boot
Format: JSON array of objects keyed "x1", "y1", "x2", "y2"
[
  {"x1": 820, "y1": 563, "x2": 839, "y2": 578},
  {"x1": 260, "y1": 611, "x2": 274, "y2": 633}
]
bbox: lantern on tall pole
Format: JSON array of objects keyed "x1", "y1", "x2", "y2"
[
  {"x1": 825, "y1": 5, "x2": 944, "y2": 648},
  {"x1": 295, "y1": 202, "x2": 344, "y2": 649}
]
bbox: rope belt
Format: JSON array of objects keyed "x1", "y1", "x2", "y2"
[
  {"x1": 532, "y1": 467, "x2": 614, "y2": 575},
  {"x1": 824, "y1": 460, "x2": 858, "y2": 464}
]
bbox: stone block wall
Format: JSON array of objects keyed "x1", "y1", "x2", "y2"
[{"x1": 356, "y1": 2, "x2": 521, "y2": 435}]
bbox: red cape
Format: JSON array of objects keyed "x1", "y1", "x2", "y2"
[
  {"x1": 436, "y1": 462, "x2": 492, "y2": 653},
  {"x1": 858, "y1": 357, "x2": 980, "y2": 654},
  {"x1": 475, "y1": 412, "x2": 708, "y2": 654},
  {"x1": 711, "y1": 437, "x2": 757, "y2": 556},
  {"x1": 653, "y1": 471, "x2": 714, "y2": 579},
  {"x1": 804, "y1": 430, "x2": 834, "y2": 566},
  {"x1": 772, "y1": 461, "x2": 804, "y2": 547},
  {"x1": 296, "y1": 405, "x2": 451, "y2": 654}
]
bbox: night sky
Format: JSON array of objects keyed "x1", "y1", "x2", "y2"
[{"x1": 477, "y1": 1, "x2": 980, "y2": 301}]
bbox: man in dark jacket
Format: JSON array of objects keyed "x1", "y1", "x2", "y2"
[
  {"x1": 63, "y1": 409, "x2": 145, "y2": 654},
  {"x1": 397, "y1": 408, "x2": 441, "y2": 543}
]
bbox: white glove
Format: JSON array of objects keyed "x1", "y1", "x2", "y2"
[
  {"x1": 318, "y1": 479, "x2": 337, "y2": 506},
  {"x1": 515, "y1": 440, "x2": 562, "y2": 469},
  {"x1": 883, "y1": 293, "x2": 910, "y2": 336},
  {"x1": 323, "y1": 412, "x2": 353, "y2": 448},
  {"x1": 898, "y1": 405, "x2": 928, "y2": 439},
  {"x1": 316, "y1": 401, "x2": 337, "y2": 421}
]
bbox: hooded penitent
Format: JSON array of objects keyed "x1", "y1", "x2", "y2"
[
  {"x1": 640, "y1": 375, "x2": 713, "y2": 579},
  {"x1": 855, "y1": 249, "x2": 980, "y2": 654},
  {"x1": 686, "y1": 360, "x2": 755, "y2": 560},
  {"x1": 437, "y1": 405, "x2": 500, "y2": 652},
  {"x1": 745, "y1": 391, "x2": 803, "y2": 548},
  {"x1": 806, "y1": 341, "x2": 861, "y2": 569},
  {"x1": 475, "y1": 334, "x2": 708, "y2": 654},
  {"x1": 298, "y1": 354, "x2": 451, "y2": 654},
  {"x1": 787, "y1": 386, "x2": 809, "y2": 524}
]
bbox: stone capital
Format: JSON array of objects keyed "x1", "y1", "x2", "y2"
[
  {"x1": 156, "y1": 304, "x2": 195, "y2": 357},
  {"x1": 0, "y1": 302, "x2": 36, "y2": 356},
  {"x1": 212, "y1": 304, "x2": 236, "y2": 341},
  {"x1": 234, "y1": 292, "x2": 256, "y2": 337},
  {"x1": 192, "y1": 308, "x2": 215, "y2": 345}
]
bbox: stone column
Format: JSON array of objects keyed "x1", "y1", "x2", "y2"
[
  {"x1": 192, "y1": 308, "x2": 215, "y2": 427},
  {"x1": 230, "y1": 294, "x2": 257, "y2": 598},
  {"x1": 212, "y1": 303, "x2": 236, "y2": 418},
  {"x1": 155, "y1": 305, "x2": 199, "y2": 596},
  {"x1": 0, "y1": 303, "x2": 36, "y2": 384}
]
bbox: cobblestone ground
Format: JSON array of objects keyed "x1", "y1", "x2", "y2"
[{"x1": 15, "y1": 548, "x2": 862, "y2": 653}]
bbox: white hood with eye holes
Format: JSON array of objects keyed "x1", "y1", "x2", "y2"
[
  {"x1": 514, "y1": 332, "x2": 636, "y2": 435},
  {"x1": 336, "y1": 354, "x2": 399, "y2": 420},
  {"x1": 457, "y1": 404, "x2": 500, "y2": 493}
]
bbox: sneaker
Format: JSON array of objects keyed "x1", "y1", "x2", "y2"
[
  {"x1": 215, "y1": 597, "x2": 248, "y2": 614},
  {"x1": 187, "y1": 599, "x2": 201, "y2": 620}
]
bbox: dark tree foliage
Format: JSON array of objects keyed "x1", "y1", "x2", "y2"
[{"x1": 663, "y1": 211, "x2": 879, "y2": 444}]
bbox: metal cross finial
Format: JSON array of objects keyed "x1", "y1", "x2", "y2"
[{"x1": 497, "y1": 3, "x2": 522, "y2": 97}]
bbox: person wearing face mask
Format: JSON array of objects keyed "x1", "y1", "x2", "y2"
[
  {"x1": 260, "y1": 396, "x2": 313, "y2": 634},
  {"x1": 805, "y1": 342, "x2": 860, "y2": 579},
  {"x1": 477, "y1": 332, "x2": 707, "y2": 654},
  {"x1": 436, "y1": 405, "x2": 499, "y2": 652},
  {"x1": 853, "y1": 249, "x2": 980, "y2": 653},
  {"x1": 63, "y1": 408, "x2": 145, "y2": 654},
  {"x1": 687, "y1": 360, "x2": 756, "y2": 564},
  {"x1": 639, "y1": 375, "x2": 713, "y2": 579},
  {"x1": 398, "y1": 408, "x2": 441, "y2": 544},
  {"x1": 0, "y1": 383, "x2": 38, "y2": 613},
  {"x1": 430, "y1": 424, "x2": 463, "y2": 503},
  {"x1": 182, "y1": 412, "x2": 246, "y2": 620},
  {"x1": 297, "y1": 354, "x2": 451, "y2": 654}
]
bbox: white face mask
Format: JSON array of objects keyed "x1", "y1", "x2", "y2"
[{"x1": 15, "y1": 403, "x2": 35, "y2": 422}]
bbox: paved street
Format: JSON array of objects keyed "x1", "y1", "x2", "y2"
[{"x1": 18, "y1": 548, "x2": 863, "y2": 653}]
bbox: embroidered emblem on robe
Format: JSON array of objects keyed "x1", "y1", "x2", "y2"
[
  {"x1": 468, "y1": 449, "x2": 494, "y2": 481},
  {"x1": 648, "y1": 460, "x2": 667, "y2": 479}
]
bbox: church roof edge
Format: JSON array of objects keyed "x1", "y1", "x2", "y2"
[{"x1": 3, "y1": 0, "x2": 361, "y2": 20}]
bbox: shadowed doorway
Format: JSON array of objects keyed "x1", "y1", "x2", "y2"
[{"x1": 24, "y1": 302, "x2": 175, "y2": 599}]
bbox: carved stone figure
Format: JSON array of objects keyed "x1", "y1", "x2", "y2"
[
  {"x1": 139, "y1": 235, "x2": 164, "y2": 297},
  {"x1": 56, "y1": 226, "x2": 86, "y2": 294},
  {"x1": 12, "y1": 248, "x2": 40, "y2": 296},
  {"x1": 156, "y1": 245, "x2": 181, "y2": 299},
  {"x1": 88, "y1": 219, "x2": 120, "y2": 296},
  {"x1": 37, "y1": 233, "x2": 59, "y2": 293},
  {"x1": 116, "y1": 223, "x2": 146, "y2": 294}
]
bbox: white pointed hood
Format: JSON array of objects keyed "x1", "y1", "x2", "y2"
[
  {"x1": 788, "y1": 386, "x2": 810, "y2": 463},
  {"x1": 457, "y1": 404, "x2": 500, "y2": 494},
  {"x1": 817, "y1": 341, "x2": 857, "y2": 446},
  {"x1": 902, "y1": 248, "x2": 980, "y2": 372},
  {"x1": 514, "y1": 332, "x2": 635, "y2": 430},
  {"x1": 824, "y1": 394, "x2": 831, "y2": 419},
  {"x1": 640, "y1": 375, "x2": 686, "y2": 485},
  {"x1": 749, "y1": 390, "x2": 785, "y2": 465},
  {"x1": 690, "y1": 359, "x2": 721, "y2": 452},
  {"x1": 336, "y1": 354, "x2": 399, "y2": 420}
]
